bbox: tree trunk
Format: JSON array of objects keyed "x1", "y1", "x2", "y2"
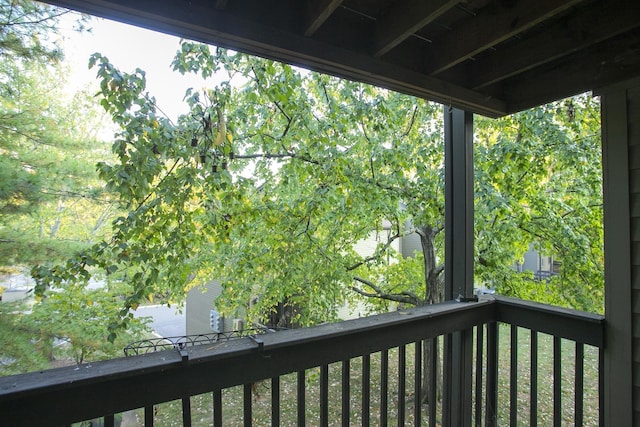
[
  {"x1": 418, "y1": 225, "x2": 444, "y2": 406},
  {"x1": 49, "y1": 197, "x2": 64, "y2": 238}
]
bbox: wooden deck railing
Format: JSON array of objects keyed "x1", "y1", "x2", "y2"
[{"x1": 0, "y1": 296, "x2": 604, "y2": 427}]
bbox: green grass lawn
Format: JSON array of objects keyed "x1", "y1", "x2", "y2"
[{"x1": 105, "y1": 324, "x2": 600, "y2": 426}]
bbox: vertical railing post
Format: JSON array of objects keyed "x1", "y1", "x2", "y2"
[
  {"x1": 244, "y1": 384, "x2": 252, "y2": 427},
  {"x1": 475, "y1": 326, "x2": 484, "y2": 427},
  {"x1": 342, "y1": 360, "x2": 350, "y2": 427},
  {"x1": 575, "y1": 343, "x2": 584, "y2": 427},
  {"x1": 443, "y1": 106, "x2": 474, "y2": 427},
  {"x1": 145, "y1": 405, "x2": 155, "y2": 427},
  {"x1": 553, "y1": 337, "x2": 562, "y2": 427},
  {"x1": 362, "y1": 354, "x2": 371, "y2": 427},
  {"x1": 485, "y1": 321, "x2": 498, "y2": 427},
  {"x1": 398, "y1": 345, "x2": 407, "y2": 426},
  {"x1": 213, "y1": 389, "x2": 222, "y2": 427},
  {"x1": 414, "y1": 341, "x2": 422, "y2": 427},
  {"x1": 297, "y1": 371, "x2": 306, "y2": 427},
  {"x1": 272, "y1": 377, "x2": 280, "y2": 427},
  {"x1": 381, "y1": 349, "x2": 389, "y2": 427},
  {"x1": 320, "y1": 364, "x2": 329, "y2": 427},
  {"x1": 428, "y1": 338, "x2": 438, "y2": 427},
  {"x1": 530, "y1": 332, "x2": 538, "y2": 427},
  {"x1": 182, "y1": 397, "x2": 192, "y2": 427}
]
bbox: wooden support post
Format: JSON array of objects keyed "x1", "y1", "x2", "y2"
[
  {"x1": 597, "y1": 79, "x2": 638, "y2": 427},
  {"x1": 443, "y1": 106, "x2": 474, "y2": 427},
  {"x1": 444, "y1": 106, "x2": 474, "y2": 300}
]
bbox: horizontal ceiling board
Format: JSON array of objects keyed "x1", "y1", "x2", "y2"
[
  {"x1": 424, "y1": 0, "x2": 585, "y2": 75},
  {"x1": 305, "y1": 0, "x2": 343, "y2": 37},
  {"x1": 39, "y1": 0, "x2": 640, "y2": 117},
  {"x1": 442, "y1": 0, "x2": 640, "y2": 90},
  {"x1": 503, "y1": 31, "x2": 640, "y2": 113},
  {"x1": 43, "y1": 0, "x2": 507, "y2": 117},
  {"x1": 373, "y1": 0, "x2": 460, "y2": 57},
  {"x1": 468, "y1": 0, "x2": 640, "y2": 89}
]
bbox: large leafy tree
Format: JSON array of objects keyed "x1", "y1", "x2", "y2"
[
  {"x1": 33, "y1": 42, "x2": 603, "y2": 339},
  {"x1": 36, "y1": 47, "x2": 447, "y2": 330}
]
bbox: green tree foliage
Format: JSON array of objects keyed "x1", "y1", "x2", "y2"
[
  {"x1": 475, "y1": 97, "x2": 603, "y2": 313},
  {"x1": 0, "y1": 1, "x2": 112, "y2": 264},
  {"x1": 0, "y1": 300, "x2": 50, "y2": 375},
  {"x1": 0, "y1": 0, "x2": 67, "y2": 62},
  {"x1": 42, "y1": 47, "x2": 447, "y2": 331},
  {"x1": 0, "y1": 1, "x2": 150, "y2": 374},
  {"x1": 0, "y1": 281, "x2": 150, "y2": 375},
  {"x1": 33, "y1": 42, "x2": 603, "y2": 343},
  {"x1": 0, "y1": 59, "x2": 117, "y2": 263}
]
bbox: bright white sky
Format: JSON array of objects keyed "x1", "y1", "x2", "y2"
[{"x1": 59, "y1": 14, "x2": 210, "y2": 121}]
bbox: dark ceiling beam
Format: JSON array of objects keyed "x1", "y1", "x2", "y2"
[
  {"x1": 466, "y1": 0, "x2": 640, "y2": 89},
  {"x1": 41, "y1": 0, "x2": 507, "y2": 117},
  {"x1": 426, "y1": 0, "x2": 585, "y2": 75},
  {"x1": 501, "y1": 31, "x2": 640, "y2": 114},
  {"x1": 372, "y1": 0, "x2": 460, "y2": 58},
  {"x1": 304, "y1": 0, "x2": 343, "y2": 37}
]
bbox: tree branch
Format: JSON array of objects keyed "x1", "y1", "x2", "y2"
[
  {"x1": 346, "y1": 232, "x2": 401, "y2": 272},
  {"x1": 351, "y1": 276, "x2": 420, "y2": 306},
  {"x1": 233, "y1": 151, "x2": 320, "y2": 165},
  {"x1": 402, "y1": 105, "x2": 418, "y2": 138}
]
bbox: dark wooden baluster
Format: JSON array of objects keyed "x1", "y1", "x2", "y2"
[
  {"x1": 272, "y1": 377, "x2": 280, "y2": 427},
  {"x1": 297, "y1": 371, "x2": 306, "y2": 427},
  {"x1": 428, "y1": 338, "x2": 437, "y2": 427},
  {"x1": 485, "y1": 322, "x2": 498, "y2": 427},
  {"x1": 213, "y1": 389, "x2": 222, "y2": 427},
  {"x1": 575, "y1": 343, "x2": 584, "y2": 427},
  {"x1": 398, "y1": 345, "x2": 406, "y2": 427},
  {"x1": 342, "y1": 360, "x2": 350, "y2": 427},
  {"x1": 530, "y1": 331, "x2": 538, "y2": 427},
  {"x1": 414, "y1": 341, "x2": 422, "y2": 427},
  {"x1": 362, "y1": 354, "x2": 371, "y2": 427},
  {"x1": 145, "y1": 405, "x2": 155, "y2": 427},
  {"x1": 553, "y1": 337, "x2": 562, "y2": 427},
  {"x1": 381, "y1": 349, "x2": 389, "y2": 427},
  {"x1": 181, "y1": 397, "x2": 192, "y2": 427},
  {"x1": 244, "y1": 384, "x2": 252, "y2": 427},
  {"x1": 510, "y1": 325, "x2": 518, "y2": 427},
  {"x1": 475, "y1": 326, "x2": 484, "y2": 427},
  {"x1": 320, "y1": 364, "x2": 329, "y2": 427}
]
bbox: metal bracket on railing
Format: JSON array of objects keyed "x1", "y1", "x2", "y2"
[
  {"x1": 179, "y1": 350, "x2": 189, "y2": 364},
  {"x1": 248, "y1": 335, "x2": 264, "y2": 351},
  {"x1": 456, "y1": 294, "x2": 479, "y2": 303}
]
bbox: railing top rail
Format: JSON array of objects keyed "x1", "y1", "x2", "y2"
[
  {"x1": 0, "y1": 295, "x2": 606, "y2": 426},
  {"x1": 0, "y1": 299, "x2": 493, "y2": 426},
  {"x1": 493, "y1": 295, "x2": 605, "y2": 347}
]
